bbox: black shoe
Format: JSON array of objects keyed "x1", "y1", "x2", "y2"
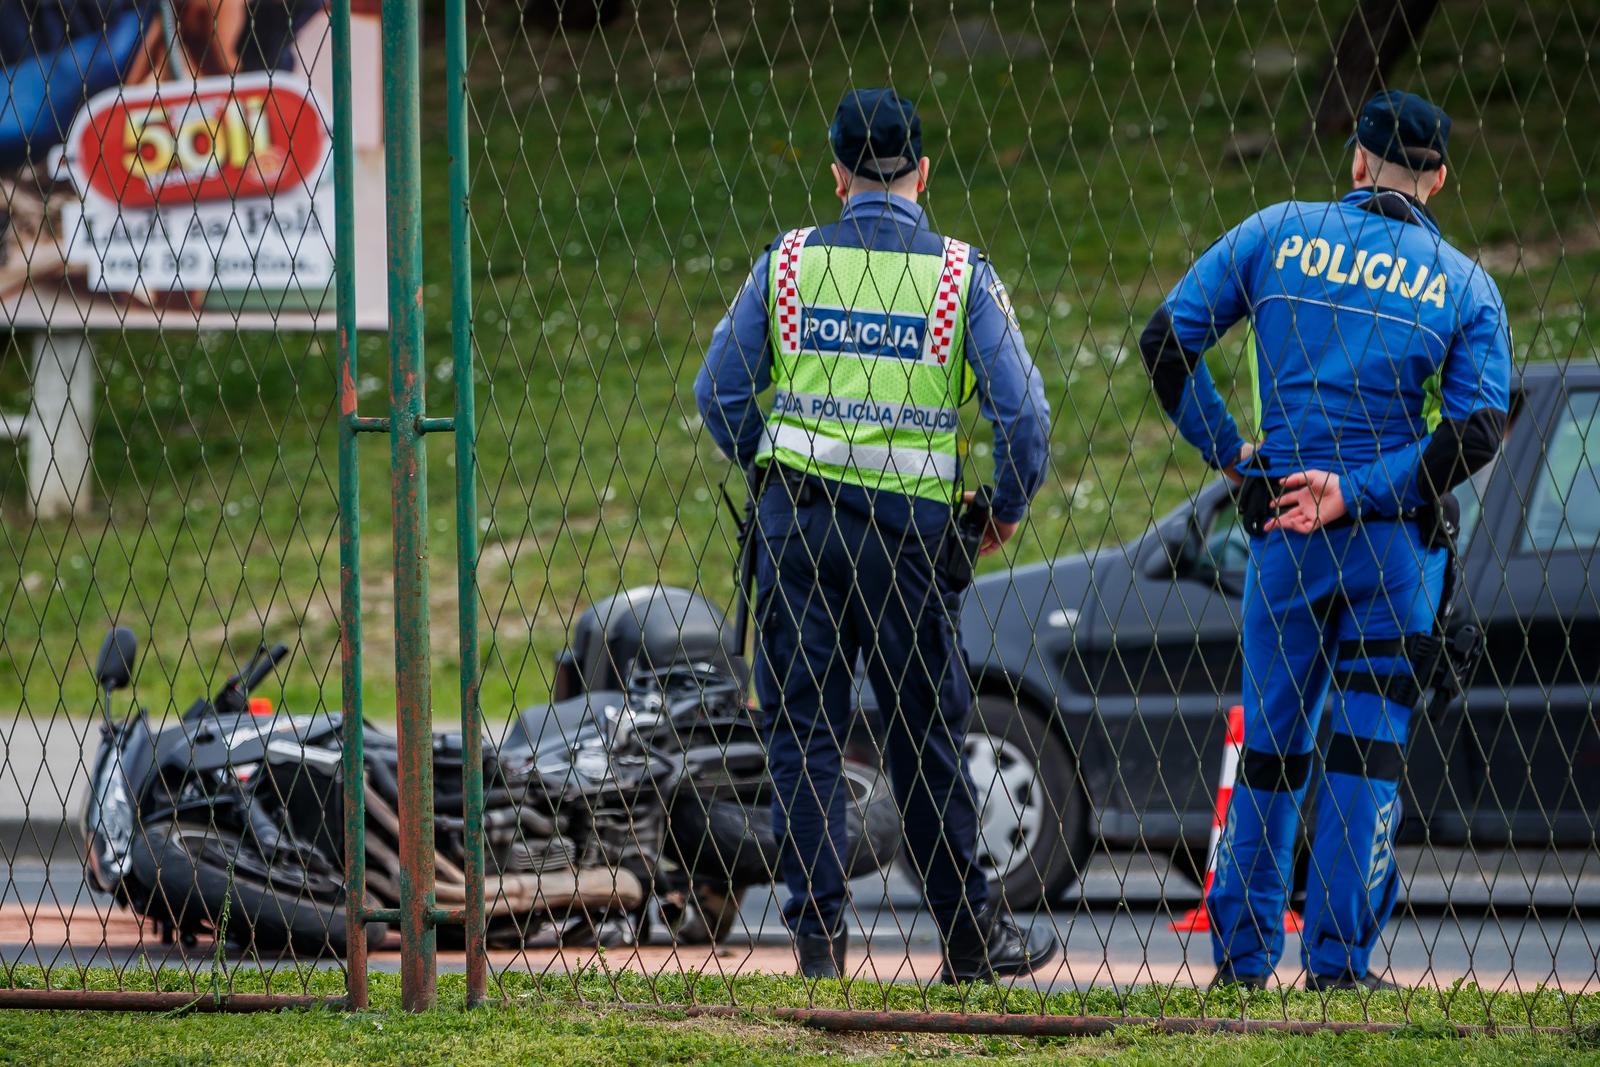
[
  {"x1": 1208, "y1": 965, "x2": 1268, "y2": 991},
  {"x1": 1305, "y1": 970, "x2": 1401, "y2": 992},
  {"x1": 940, "y1": 907, "x2": 1060, "y2": 984},
  {"x1": 796, "y1": 927, "x2": 848, "y2": 979}
]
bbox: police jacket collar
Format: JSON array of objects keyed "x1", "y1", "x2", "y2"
[
  {"x1": 838, "y1": 190, "x2": 927, "y2": 230},
  {"x1": 1343, "y1": 187, "x2": 1440, "y2": 235}
]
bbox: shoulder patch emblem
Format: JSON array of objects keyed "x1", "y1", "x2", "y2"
[
  {"x1": 987, "y1": 277, "x2": 1020, "y2": 329},
  {"x1": 730, "y1": 274, "x2": 755, "y2": 312}
]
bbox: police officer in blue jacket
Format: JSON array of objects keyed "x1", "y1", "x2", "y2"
[
  {"x1": 1141, "y1": 91, "x2": 1512, "y2": 990},
  {"x1": 695, "y1": 88, "x2": 1057, "y2": 981}
]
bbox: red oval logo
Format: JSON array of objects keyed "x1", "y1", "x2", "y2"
[{"x1": 67, "y1": 74, "x2": 328, "y2": 209}]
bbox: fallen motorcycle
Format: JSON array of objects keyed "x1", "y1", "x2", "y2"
[{"x1": 82, "y1": 586, "x2": 900, "y2": 953}]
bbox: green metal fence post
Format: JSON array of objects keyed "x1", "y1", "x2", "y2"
[
  {"x1": 379, "y1": 0, "x2": 436, "y2": 1013},
  {"x1": 330, "y1": 0, "x2": 368, "y2": 1011},
  {"x1": 445, "y1": 0, "x2": 487, "y2": 1008}
]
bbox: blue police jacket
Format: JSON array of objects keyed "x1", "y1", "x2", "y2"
[
  {"x1": 694, "y1": 192, "x2": 1051, "y2": 529},
  {"x1": 1142, "y1": 187, "x2": 1512, "y2": 518}
]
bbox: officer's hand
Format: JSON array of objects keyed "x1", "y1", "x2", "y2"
[
  {"x1": 1266, "y1": 470, "x2": 1348, "y2": 533},
  {"x1": 980, "y1": 519, "x2": 1019, "y2": 556},
  {"x1": 1223, "y1": 442, "x2": 1257, "y2": 485}
]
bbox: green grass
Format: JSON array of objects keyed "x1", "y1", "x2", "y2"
[
  {"x1": 2, "y1": 969, "x2": 1599, "y2": 1066},
  {"x1": 2, "y1": 0, "x2": 1597, "y2": 730}
]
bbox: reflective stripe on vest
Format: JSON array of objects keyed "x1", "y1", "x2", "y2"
[
  {"x1": 763, "y1": 421, "x2": 960, "y2": 482},
  {"x1": 758, "y1": 228, "x2": 973, "y2": 502}
]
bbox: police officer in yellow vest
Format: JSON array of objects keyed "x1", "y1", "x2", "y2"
[{"x1": 695, "y1": 88, "x2": 1056, "y2": 981}]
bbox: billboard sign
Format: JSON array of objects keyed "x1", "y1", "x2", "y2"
[
  {"x1": 61, "y1": 74, "x2": 333, "y2": 297},
  {"x1": 0, "y1": 3, "x2": 386, "y2": 331}
]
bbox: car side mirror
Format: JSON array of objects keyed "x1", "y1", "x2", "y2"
[
  {"x1": 1172, "y1": 516, "x2": 1209, "y2": 578},
  {"x1": 1212, "y1": 568, "x2": 1247, "y2": 599},
  {"x1": 1182, "y1": 551, "x2": 1216, "y2": 584},
  {"x1": 95, "y1": 626, "x2": 138, "y2": 692}
]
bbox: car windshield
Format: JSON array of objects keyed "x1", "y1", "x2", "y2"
[{"x1": 1521, "y1": 390, "x2": 1600, "y2": 554}]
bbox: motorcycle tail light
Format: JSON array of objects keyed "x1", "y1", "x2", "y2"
[{"x1": 248, "y1": 696, "x2": 273, "y2": 715}]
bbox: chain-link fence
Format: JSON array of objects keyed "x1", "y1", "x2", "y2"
[{"x1": 2, "y1": 0, "x2": 1597, "y2": 1032}]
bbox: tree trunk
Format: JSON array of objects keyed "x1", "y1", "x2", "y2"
[{"x1": 1306, "y1": 0, "x2": 1444, "y2": 138}]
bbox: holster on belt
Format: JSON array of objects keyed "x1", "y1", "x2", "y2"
[
  {"x1": 1236, "y1": 474, "x2": 1279, "y2": 537},
  {"x1": 1421, "y1": 490, "x2": 1476, "y2": 712},
  {"x1": 1415, "y1": 491, "x2": 1461, "y2": 553},
  {"x1": 936, "y1": 485, "x2": 993, "y2": 593},
  {"x1": 759, "y1": 462, "x2": 817, "y2": 508}
]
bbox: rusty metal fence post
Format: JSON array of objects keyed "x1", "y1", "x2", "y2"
[
  {"x1": 0, "y1": 0, "x2": 480, "y2": 1018},
  {"x1": 446, "y1": 0, "x2": 489, "y2": 1009},
  {"x1": 377, "y1": 0, "x2": 438, "y2": 1014},
  {"x1": 332, "y1": 0, "x2": 371, "y2": 1013},
  {"x1": 357, "y1": 0, "x2": 486, "y2": 1011}
]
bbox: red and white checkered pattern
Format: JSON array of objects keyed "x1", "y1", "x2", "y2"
[
  {"x1": 772, "y1": 226, "x2": 814, "y2": 357},
  {"x1": 926, "y1": 238, "x2": 971, "y2": 365}
]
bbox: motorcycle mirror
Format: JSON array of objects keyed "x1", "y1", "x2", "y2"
[{"x1": 95, "y1": 626, "x2": 138, "y2": 692}]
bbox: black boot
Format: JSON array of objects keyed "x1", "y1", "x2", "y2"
[
  {"x1": 940, "y1": 906, "x2": 1059, "y2": 984},
  {"x1": 796, "y1": 927, "x2": 848, "y2": 979},
  {"x1": 1305, "y1": 970, "x2": 1401, "y2": 993},
  {"x1": 1208, "y1": 965, "x2": 1268, "y2": 991}
]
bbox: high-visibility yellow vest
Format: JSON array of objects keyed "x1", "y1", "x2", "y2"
[{"x1": 754, "y1": 226, "x2": 976, "y2": 502}]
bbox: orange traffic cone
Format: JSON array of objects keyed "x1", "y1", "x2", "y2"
[{"x1": 1170, "y1": 705, "x2": 1303, "y2": 933}]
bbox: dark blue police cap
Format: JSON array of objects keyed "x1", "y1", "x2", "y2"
[
  {"x1": 830, "y1": 88, "x2": 922, "y2": 182},
  {"x1": 1348, "y1": 90, "x2": 1450, "y2": 170}
]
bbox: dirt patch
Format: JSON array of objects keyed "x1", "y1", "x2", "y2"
[
  {"x1": 477, "y1": 534, "x2": 542, "y2": 583},
  {"x1": 588, "y1": 1008, "x2": 995, "y2": 1059},
  {"x1": 1477, "y1": 222, "x2": 1600, "y2": 275}
]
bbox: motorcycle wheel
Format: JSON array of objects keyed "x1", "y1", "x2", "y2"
[
  {"x1": 127, "y1": 819, "x2": 385, "y2": 956},
  {"x1": 840, "y1": 761, "x2": 900, "y2": 880},
  {"x1": 667, "y1": 759, "x2": 900, "y2": 889}
]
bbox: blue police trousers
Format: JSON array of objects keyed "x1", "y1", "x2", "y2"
[
  {"x1": 753, "y1": 483, "x2": 989, "y2": 940},
  {"x1": 1209, "y1": 518, "x2": 1445, "y2": 980}
]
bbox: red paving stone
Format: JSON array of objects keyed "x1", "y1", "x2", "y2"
[
  {"x1": 0, "y1": 900, "x2": 1168, "y2": 987},
  {"x1": 3, "y1": 902, "x2": 1594, "y2": 994}
]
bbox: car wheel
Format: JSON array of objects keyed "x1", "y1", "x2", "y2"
[{"x1": 964, "y1": 695, "x2": 1086, "y2": 910}]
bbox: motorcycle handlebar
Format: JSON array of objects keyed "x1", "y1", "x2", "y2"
[
  {"x1": 242, "y1": 643, "x2": 290, "y2": 695},
  {"x1": 215, "y1": 642, "x2": 290, "y2": 712}
]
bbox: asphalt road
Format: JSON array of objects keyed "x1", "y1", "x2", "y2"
[{"x1": 6, "y1": 850, "x2": 1598, "y2": 994}]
